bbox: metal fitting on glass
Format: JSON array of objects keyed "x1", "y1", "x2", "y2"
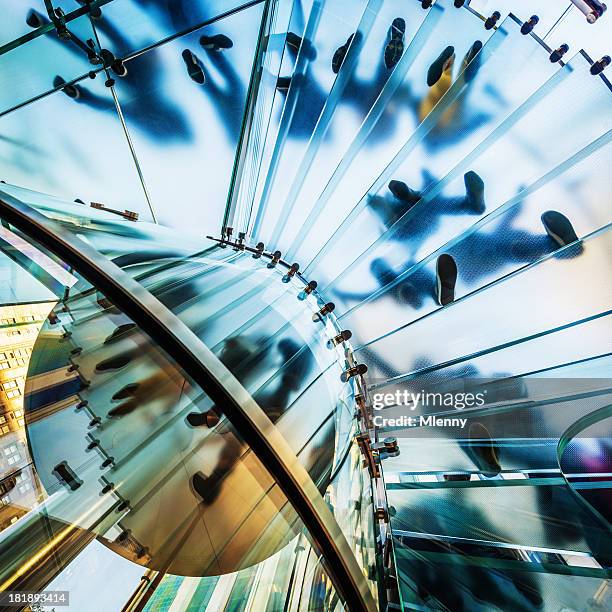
[
  {"x1": 341, "y1": 363, "x2": 367, "y2": 382},
  {"x1": 267, "y1": 250, "x2": 282, "y2": 268},
  {"x1": 111, "y1": 58, "x2": 128, "y2": 78},
  {"x1": 101, "y1": 456, "x2": 115, "y2": 468},
  {"x1": 48, "y1": 312, "x2": 60, "y2": 325},
  {"x1": 591, "y1": 55, "x2": 611, "y2": 75},
  {"x1": 454, "y1": 0, "x2": 465, "y2": 7},
  {"x1": 282, "y1": 262, "x2": 299, "y2": 282},
  {"x1": 252, "y1": 241, "x2": 264, "y2": 258},
  {"x1": 222, "y1": 226, "x2": 233, "y2": 241},
  {"x1": 86, "y1": 438, "x2": 100, "y2": 451},
  {"x1": 520, "y1": 15, "x2": 539, "y2": 34},
  {"x1": 298, "y1": 280, "x2": 317, "y2": 300},
  {"x1": 421, "y1": 0, "x2": 433, "y2": 8},
  {"x1": 374, "y1": 507, "x2": 389, "y2": 522},
  {"x1": 76, "y1": 399, "x2": 88, "y2": 410},
  {"x1": 88, "y1": 416, "x2": 102, "y2": 428},
  {"x1": 90, "y1": 202, "x2": 138, "y2": 221},
  {"x1": 117, "y1": 530, "x2": 130, "y2": 543},
  {"x1": 356, "y1": 433, "x2": 379, "y2": 478},
  {"x1": 484, "y1": 11, "x2": 501, "y2": 30},
  {"x1": 52, "y1": 461, "x2": 82, "y2": 491},
  {"x1": 571, "y1": 0, "x2": 607, "y2": 23},
  {"x1": 549, "y1": 44, "x2": 569, "y2": 63},
  {"x1": 100, "y1": 48, "x2": 116, "y2": 69},
  {"x1": 234, "y1": 231, "x2": 246, "y2": 251},
  {"x1": 312, "y1": 302, "x2": 335, "y2": 322},
  {"x1": 383, "y1": 437, "x2": 399, "y2": 453},
  {"x1": 327, "y1": 330, "x2": 352, "y2": 348}
]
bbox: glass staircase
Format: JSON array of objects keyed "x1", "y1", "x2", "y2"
[{"x1": 0, "y1": 0, "x2": 610, "y2": 610}]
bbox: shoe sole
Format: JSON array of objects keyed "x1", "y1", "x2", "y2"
[
  {"x1": 199, "y1": 35, "x2": 233, "y2": 51},
  {"x1": 541, "y1": 211, "x2": 579, "y2": 247},
  {"x1": 182, "y1": 50, "x2": 205, "y2": 84},
  {"x1": 112, "y1": 383, "x2": 139, "y2": 401},
  {"x1": 427, "y1": 45, "x2": 455, "y2": 86},
  {"x1": 332, "y1": 35, "x2": 353, "y2": 74},
  {"x1": 96, "y1": 355, "x2": 132, "y2": 371},
  {"x1": 436, "y1": 254, "x2": 457, "y2": 306},
  {"x1": 463, "y1": 171, "x2": 485, "y2": 213}
]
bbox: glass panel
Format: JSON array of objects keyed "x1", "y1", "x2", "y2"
[
  {"x1": 107, "y1": 1, "x2": 264, "y2": 234},
  {"x1": 264, "y1": 0, "x2": 433, "y2": 251},
  {"x1": 358, "y1": 226, "x2": 612, "y2": 383},
  {"x1": 279, "y1": 1, "x2": 444, "y2": 263},
  {"x1": 0, "y1": 187, "x2": 376, "y2": 605},
  {"x1": 379, "y1": 385, "x2": 612, "y2": 474},
  {"x1": 43, "y1": 540, "x2": 146, "y2": 611},
  {"x1": 229, "y1": 0, "x2": 296, "y2": 232},
  {"x1": 0, "y1": 13, "x2": 99, "y2": 115},
  {"x1": 288, "y1": 0, "x2": 501, "y2": 270},
  {"x1": 544, "y1": 3, "x2": 612, "y2": 64},
  {"x1": 387, "y1": 482, "x2": 611, "y2": 555},
  {"x1": 469, "y1": 0, "x2": 574, "y2": 34},
  {"x1": 0, "y1": 80, "x2": 151, "y2": 218},
  {"x1": 396, "y1": 550, "x2": 610, "y2": 611},
  {"x1": 253, "y1": 0, "x2": 380, "y2": 244},
  {"x1": 306, "y1": 25, "x2": 578, "y2": 288},
  {"x1": 335, "y1": 52, "x2": 612, "y2": 350},
  {"x1": 92, "y1": 0, "x2": 265, "y2": 57},
  {"x1": 1, "y1": 258, "x2": 304, "y2": 592},
  {"x1": 240, "y1": 0, "x2": 316, "y2": 234}
]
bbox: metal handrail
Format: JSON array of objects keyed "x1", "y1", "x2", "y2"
[{"x1": 0, "y1": 192, "x2": 376, "y2": 612}]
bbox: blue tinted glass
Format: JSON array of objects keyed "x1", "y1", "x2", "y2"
[
  {"x1": 92, "y1": 0, "x2": 265, "y2": 56},
  {"x1": 0, "y1": 78, "x2": 151, "y2": 216},
  {"x1": 0, "y1": 13, "x2": 98, "y2": 115},
  {"x1": 108, "y1": 2, "x2": 264, "y2": 233}
]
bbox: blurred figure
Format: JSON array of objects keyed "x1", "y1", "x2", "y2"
[
  {"x1": 28, "y1": 7, "x2": 192, "y2": 142},
  {"x1": 188, "y1": 337, "x2": 316, "y2": 505},
  {"x1": 395, "y1": 498, "x2": 543, "y2": 610},
  {"x1": 400, "y1": 39, "x2": 492, "y2": 151},
  {"x1": 366, "y1": 171, "x2": 486, "y2": 255}
]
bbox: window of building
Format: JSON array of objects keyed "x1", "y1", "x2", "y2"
[
  {"x1": 6, "y1": 390, "x2": 21, "y2": 399},
  {"x1": 0, "y1": 426, "x2": 9, "y2": 435},
  {"x1": 2, "y1": 381, "x2": 17, "y2": 390}
]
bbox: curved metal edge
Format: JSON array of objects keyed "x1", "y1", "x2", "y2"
[
  {"x1": 557, "y1": 402, "x2": 612, "y2": 535},
  {"x1": 0, "y1": 193, "x2": 376, "y2": 612}
]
